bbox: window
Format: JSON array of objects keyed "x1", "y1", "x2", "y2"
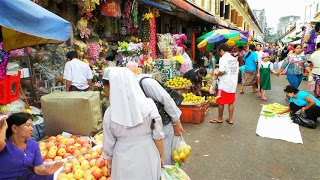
[
  {"x1": 220, "y1": 0, "x2": 224, "y2": 17},
  {"x1": 224, "y1": 4, "x2": 230, "y2": 19}
]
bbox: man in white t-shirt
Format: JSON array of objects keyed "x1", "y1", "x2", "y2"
[
  {"x1": 310, "y1": 42, "x2": 320, "y2": 97},
  {"x1": 210, "y1": 44, "x2": 239, "y2": 124},
  {"x1": 63, "y1": 51, "x2": 93, "y2": 92},
  {"x1": 256, "y1": 44, "x2": 264, "y2": 63}
]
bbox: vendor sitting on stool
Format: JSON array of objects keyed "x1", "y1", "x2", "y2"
[
  {"x1": 0, "y1": 113, "x2": 63, "y2": 179},
  {"x1": 278, "y1": 85, "x2": 320, "y2": 122},
  {"x1": 183, "y1": 67, "x2": 207, "y2": 95}
]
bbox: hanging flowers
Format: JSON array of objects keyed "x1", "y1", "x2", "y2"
[
  {"x1": 0, "y1": 43, "x2": 10, "y2": 79},
  {"x1": 149, "y1": 12, "x2": 157, "y2": 59},
  {"x1": 80, "y1": 28, "x2": 91, "y2": 39},
  {"x1": 121, "y1": 0, "x2": 133, "y2": 35},
  {"x1": 132, "y1": 1, "x2": 139, "y2": 28},
  {"x1": 143, "y1": 13, "x2": 154, "y2": 21}
]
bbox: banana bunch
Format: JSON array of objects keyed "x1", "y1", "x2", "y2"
[
  {"x1": 263, "y1": 103, "x2": 287, "y2": 114},
  {"x1": 164, "y1": 77, "x2": 192, "y2": 88}
]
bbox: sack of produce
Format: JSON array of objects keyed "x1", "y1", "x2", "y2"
[
  {"x1": 171, "y1": 136, "x2": 191, "y2": 165},
  {"x1": 41, "y1": 91, "x2": 102, "y2": 136},
  {"x1": 161, "y1": 165, "x2": 191, "y2": 180}
]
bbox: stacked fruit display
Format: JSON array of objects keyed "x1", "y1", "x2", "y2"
[
  {"x1": 181, "y1": 93, "x2": 205, "y2": 105},
  {"x1": 56, "y1": 146, "x2": 110, "y2": 180},
  {"x1": 164, "y1": 77, "x2": 192, "y2": 88},
  {"x1": 93, "y1": 132, "x2": 103, "y2": 145},
  {"x1": 171, "y1": 145, "x2": 192, "y2": 165},
  {"x1": 262, "y1": 103, "x2": 288, "y2": 118},
  {"x1": 38, "y1": 135, "x2": 92, "y2": 163}
]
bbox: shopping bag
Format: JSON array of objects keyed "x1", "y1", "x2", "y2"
[
  {"x1": 171, "y1": 136, "x2": 192, "y2": 165},
  {"x1": 161, "y1": 165, "x2": 191, "y2": 180},
  {"x1": 209, "y1": 78, "x2": 218, "y2": 96},
  {"x1": 293, "y1": 114, "x2": 317, "y2": 129}
]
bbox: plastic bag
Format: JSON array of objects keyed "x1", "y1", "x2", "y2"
[
  {"x1": 293, "y1": 114, "x2": 317, "y2": 129},
  {"x1": 171, "y1": 136, "x2": 192, "y2": 165},
  {"x1": 161, "y1": 165, "x2": 191, "y2": 180},
  {"x1": 31, "y1": 116, "x2": 45, "y2": 141},
  {"x1": 209, "y1": 79, "x2": 218, "y2": 96},
  {"x1": 307, "y1": 75, "x2": 315, "y2": 91}
]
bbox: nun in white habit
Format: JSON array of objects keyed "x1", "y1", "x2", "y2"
[{"x1": 101, "y1": 67, "x2": 165, "y2": 180}]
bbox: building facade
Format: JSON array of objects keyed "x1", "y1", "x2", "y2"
[
  {"x1": 253, "y1": 9, "x2": 267, "y2": 35},
  {"x1": 277, "y1": 16, "x2": 301, "y2": 37},
  {"x1": 304, "y1": 0, "x2": 320, "y2": 21},
  {"x1": 186, "y1": 0, "x2": 264, "y2": 42}
]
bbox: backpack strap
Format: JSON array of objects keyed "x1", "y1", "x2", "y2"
[{"x1": 139, "y1": 76, "x2": 151, "y2": 96}]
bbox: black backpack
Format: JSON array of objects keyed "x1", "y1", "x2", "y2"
[{"x1": 139, "y1": 77, "x2": 184, "y2": 125}]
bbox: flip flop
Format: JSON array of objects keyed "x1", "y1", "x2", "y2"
[
  {"x1": 225, "y1": 120, "x2": 234, "y2": 124},
  {"x1": 210, "y1": 119, "x2": 223, "y2": 123},
  {"x1": 239, "y1": 91, "x2": 244, "y2": 94}
]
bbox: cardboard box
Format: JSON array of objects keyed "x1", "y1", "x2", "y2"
[{"x1": 41, "y1": 91, "x2": 103, "y2": 136}]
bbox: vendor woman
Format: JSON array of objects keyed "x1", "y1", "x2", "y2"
[
  {"x1": 183, "y1": 67, "x2": 207, "y2": 95},
  {"x1": 278, "y1": 85, "x2": 320, "y2": 121},
  {"x1": 0, "y1": 113, "x2": 63, "y2": 180}
]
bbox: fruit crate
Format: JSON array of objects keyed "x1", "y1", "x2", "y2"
[
  {"x1": 0, "y1": 71, "x2": 21, "y2": 105},
  {"x1": 179, "y1": 102, "x2": 209, "y2": 124},
  {"x1": 171, "y1": 86, "x2": 191, "y2": 94}
]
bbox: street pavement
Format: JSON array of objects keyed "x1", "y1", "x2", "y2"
[{"x1": 182, "y1": 75, "x2": 320, "y2": 180}]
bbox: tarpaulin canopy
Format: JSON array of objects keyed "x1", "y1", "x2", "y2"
[
  {"x1": 138, "y1": 0, "x2": 172, "y2": 11},
  {"x1": 0, "y1": 0, "x2": 71, "y2": 51}
]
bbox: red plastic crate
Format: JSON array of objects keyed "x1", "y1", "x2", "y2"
[
  {"x1": 0, "y1": 71, "x2": 21, "y2": 104},
  {"x1": 180, "y1": 103, "x2": 209, "y2": 124}
]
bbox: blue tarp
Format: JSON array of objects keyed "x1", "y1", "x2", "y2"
[
  {"x1": 0, "y1": 0, "x2": 71, "y2": 51},
  {"x1": 138, "y1": 0, "x2": 172, "y2": 11}
]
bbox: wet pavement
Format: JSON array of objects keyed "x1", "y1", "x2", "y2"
[{"x1": 182, "y1": 75, "x2": 320, "y2": 179}]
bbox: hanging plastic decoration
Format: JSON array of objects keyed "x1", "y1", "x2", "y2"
[
  {"x1": 121, "y1": 0, "x2": 133, "y2": 35},
  {"x1": 149, "y1": 12, "x2": 157, "y2": 59},
  {"x1": 0, "y1": 43, "x2": 10, "y2": 79},
  {"x1": 101, "y1": 0, "x2": 121, "y2": 17},
  {"x1": 132, "y1": 1, "x2": 139, "y2": 28}
]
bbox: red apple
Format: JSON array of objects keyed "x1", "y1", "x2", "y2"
[
  {"x1": 57, "y1": 172, "x2": 67, "y2": 180},
  {"x1": 78, "y1": 139, "x2": 87, "y2": 146},
  {"x1": 58, "y1": 144, "x2": 66, "y2": 149},
  {"x1": 72, "y1": 149, "x2": 81, "y2": 156},
  {"x1": 63, "y1": 153, "x2": 71, "y2": 159},
  {"x1": 64, "y1": 162, "x2": 72, "y2": 168},
  {"x1": 73, "y1": 143, "x2": 81, "y2": 150},
  {"x1": 59, "y1": 138, "x2": 68, "y2": 145},
  {"x1": 89, "y1": 159, "x2": 97, "y2": 166},
  {"x1": 63, "y1": 166, "x2": 72, "y2": 174},
  {"x1": 49, "y1": 145, "x2": 58, "y2": 152},
  {"x1": 45, "y1": 141, "x2": 55, "y2": 150},
  {"x1": 39, "y1": 144, "x2": 46, "y2": 151},
  {"x1": 40, "y1": 150, "x2": 47, "y2": 159},
  {"x1": 95, "y1": 157, "x2": 105, "y2": 168},
  {"x1": 92, "y1": 167, "x2": 103, "y2": 179},
  {"x1": 73, "y1": 169, "x2": 84, "y2": 179},
  {"x1": 66, "y1": 173, "x2": 74, "y2": 179},
  {"x1": 101, "y1": 166, "x2": 109, "y2": 177},
  {"x1": 83, "y1": 143, "x2": 91, "y2": 148},
  {"x1": 48, "y1": 136, "x2": 57, "y2": 142},
  {"x1": 47, "y1": 149, "x2": 57, "y2": 159},
  {"x1": 80, "y1": 160, "x2": 90, "y2": 170},
  {"x1": 54, "y1": 156, "x2": 63, "y2": 161},
  {"x1": 57, "y1": 148, "x2": 67, "y2": 157},
  {"x1": 66, "y1": 138, "x2": 75, "y2": 146},
  {"x1": 80, "y1": 147, "x2": 88, "y2": 154},
  {"x1": 99, "y1": 176, "x2": 108, "y2": 180},
  {"x1": 66, "y1": 145, "x2": 74, "y2": 153},
  {"x1": 70, "y1": 135, "x2": 79, "y2": 140},
  {"x1": 84, "y1": 153, "x2": 91, "y2": 161},
  {"x1": 90, "y1": 151, "x2": 99, "y2": 159},
  {"x1": 73, "y1": 164, "x2": 82, "y2": 171}
]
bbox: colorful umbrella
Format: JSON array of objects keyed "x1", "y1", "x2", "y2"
[{"x1": 197, "y1": 29, "x2": 248, "y2": 52}]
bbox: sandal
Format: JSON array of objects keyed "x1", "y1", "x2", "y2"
[
  {"x1": 225, "y1": 119, "x2": 234, "y2": 124},
  {"x1": 240, "y1": 91, "x2": 244, "y2": 94},
  {"x1": 261, "y1": 97, "x2": 268, "y2": 101},
  {"x1": 210, "y1": 119, "x2": 223, "y2": 123}
]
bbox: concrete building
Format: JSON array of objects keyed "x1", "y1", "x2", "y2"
[
  {"x1": 253, "y1": 9, "x2": 267, "y2": 35},
  {"x1": 304, "y1": 0, "x2": 320, "y2": 21},
  {"x1": 277, "y1": 16, "x2": 301, "y2": 37}
]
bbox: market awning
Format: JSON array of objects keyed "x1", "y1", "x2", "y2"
[
  {"x1": 138, "y1": 0, "x2": 172, "y2": 11},
  {"x1": 0, "y1": 0, "x2": 71, "y2": 51},
  {"x1": 166, "y1": 0, "x2": 230, "y2": 27}
]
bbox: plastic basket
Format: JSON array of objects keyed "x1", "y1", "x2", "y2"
[
  {"x1": 0, "y1": 71, "x2": 21, "y2": 105},
  {"x1": 180, "y1": 103, "x2": 209, "y2": 124}
]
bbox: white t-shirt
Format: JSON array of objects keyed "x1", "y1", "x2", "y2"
[
  {"x1": 310, "y1": 50, "x2": 320, "y2": 75},
  {"x1": 63, "y1": 58, "x2": 93, "y2": 90},
  {"x1": 259, "y1": 61, "x2": 274, "y2": 70},
  {"x1": 218, "y1": 52, "x2": 239, "y2": 93},
  {"x1": 257, "y1": 50, "x2": 264, "y2": 64}
]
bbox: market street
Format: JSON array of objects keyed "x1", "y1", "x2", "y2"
[{"x1": 183, "y1": 75, "x2": 320, "y2": 179}]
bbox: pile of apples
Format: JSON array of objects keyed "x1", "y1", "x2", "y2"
[
  {"x1": 38, "y1": 135, "x2": 92, "y2": 162},
  {"x1": 57, "y1": 147, "x2": 110, "y2": 180}
]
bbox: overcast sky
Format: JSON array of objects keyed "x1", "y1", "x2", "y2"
[{"x1": 247, "y1": 0, "x2": 309, "y2": 30}]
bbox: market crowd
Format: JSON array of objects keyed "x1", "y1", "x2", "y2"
[{"x1": 2, "y1": 31, "x2": 320, "y2": 180}]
